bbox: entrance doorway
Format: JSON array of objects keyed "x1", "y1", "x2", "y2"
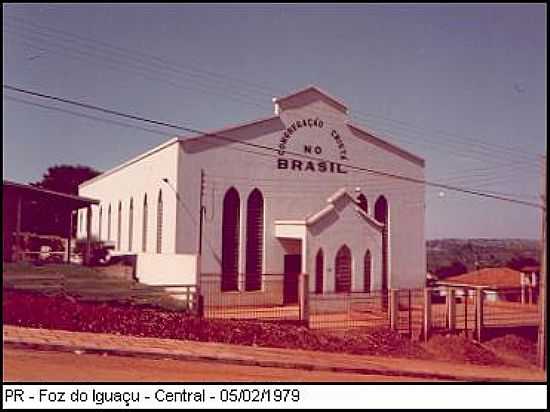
[{"x1": 283, "y1": 254, "x2": 301, "y2": 304}]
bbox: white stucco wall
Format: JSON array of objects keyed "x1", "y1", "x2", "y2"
[
  {"x1": 306, "y1": 195, "x2": 383, "y2": 293},
  {"x1": 178, "y1": 90, "x2": 425, "y2": 290},
  {"x1": 78, "y1": 139, "x2": 180, "y2": 255},
  {"x1": 136, "y1": 253, "x2": 197, "y2": 285},
  {"x1": 77, "y1": 87, "x2": 426, "y2": 291}
]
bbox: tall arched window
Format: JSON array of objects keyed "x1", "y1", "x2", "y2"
[
  {"x1": 357, "y1": 193, "x2": 368, "y2": 215},
  {"x1": 315, "y1": 249, "x2": 324, "y2": 294},
  {"x1": 107, "y1": 204, "x2": 112, "y2": 241},
  {"x1": 142, "y1": 194, "x2": 148, "y2": 253},
  {"x1": 245, "y1": 189, "x2": 263, "y2": 291},
  {"x1": 98, "y1": 206, "x2": 103, "y2": 241},
  {"x1": 364, "y1": 249, "x2": 372, "y2": 292},
  {"x1": 156, "y1": 190, "x2": 163, "y2": 254},
  {"x1": 117, "y1": 201, "x2": 122, "y2": 251},
  {"x1": 128, "y1": 198, "x2": 134, "y2": 251},
  {"x1": 221, "y1": 187, "x2": 240, "y2": 291},
  {"x1": 335, "y1": 245, "x2": 352, "y2": 293},
  {"x1": 375, "y1": 196, "x2": 389, "y2": 291}
]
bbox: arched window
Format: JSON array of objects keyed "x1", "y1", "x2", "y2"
[
  {"x1": 335, "y1": 245, "x2": 352, "y2": 293},
  {"x1": 245, "y1": 189, "x2": 263, "y2": 291},
  {"x1": 364, "y1": 249, "x2": 372, "y2": 292},
  {"x1": 128, "y1": 198, "x2": 134, "y2": 251},
  {"x1": 375, "y1": 196, "x2": 389, "y2": 291},
  {"x1": 221, "y1": 187, "x2": 240, "y2": 291},
  {"x1": 117, "y1": 201, "x2": 122, "y2": 251},
  {"x1": 374, "y1": 196, "x2": 388, "y2": 224},
  {"x1": 142, "y1": 194, "x2": 148, "y2": 253},
  {"x1": 357, "y1": 193, "x2": 368, "y2": 215},
  {"x1": 107, "y1": 204, "x2": 112, "y2": 241},
  {"x1": 98, "y1": 206, "x2": 103, "y2": 241},
  {"x1": 156, "y1": 190, "x2": 163, "y2": 254},
  {"x1": 315, "y1": 249, "x2": 324, "y2": 294}
]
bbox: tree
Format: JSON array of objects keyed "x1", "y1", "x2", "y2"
[
  {"x1": 435, "y1": 260, "x2": 468, "y2": 279},
  {"x1": 31, "y1": 164, "x2": 100, "y2": 195},
  {"x1": 506, "y1": 256, "x2": 539, "y2": 271}
]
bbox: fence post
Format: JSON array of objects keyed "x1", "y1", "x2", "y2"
[
  {"x1": 476, "y1": 288, "x2": 484, "y2": 342},
  {"x1": 447, "y1": 287, "x2": 456, "y2": 333},
  {"x1": 423, "y1": 288, "x2": 432, "y2": 342},
  {"x1": 389, "y1": 289, "x2": 399, "y2": 330},
  {"x1": 196, "y1": 291, "x2": 204, "y2": 318},
  {"x1": 299, "y1": 273, "x2": 309, "y2": 324},
  {"x1": 464, "y1": 289, "x2": 469, "y2": 337}
]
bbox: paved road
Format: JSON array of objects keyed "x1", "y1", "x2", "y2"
[{"x1": 3, "y1": 347, "x2": 428, "y2": 382}]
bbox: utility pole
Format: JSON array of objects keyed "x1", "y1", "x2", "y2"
[
  {"x1": 197, "y1": 169, "x2": 206, "y2": 316},
  {"x1": 198, "y1": 169, "x2": 205, "y2": 257},
  {"x1": 538, "y1": 156, "x2": 547, "y2": 370}
]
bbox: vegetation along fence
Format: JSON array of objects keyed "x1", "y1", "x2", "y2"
[{"x1": 5, "y1": 266, "x2": 541, "y2": 340}]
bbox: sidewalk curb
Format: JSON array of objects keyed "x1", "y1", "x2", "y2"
[{"x1": 4, "y1": 338, "x2": 523, "y2": 382}]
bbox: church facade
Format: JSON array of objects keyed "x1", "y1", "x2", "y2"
[{"x1": 78, "y1": 86, "x2": 426, "y2": 299}]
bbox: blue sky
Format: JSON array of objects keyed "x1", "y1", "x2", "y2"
[{"x1": 3, "y1": 4, "x2": 546, "y2": 239}]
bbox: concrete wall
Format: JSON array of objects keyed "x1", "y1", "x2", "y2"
[
  {"x1": 179, "y1": 93, "x2": 425, "y2": 290},
  {"x1": 78, "y1": 140, "x2": 180, "y2": 257},
  {"x1": 135, "y1": 253, "x2": 197, "y2": 285},
  {"x1": 306, "y1": 195, "x2": 383, "y2": 293},
  {"x1": 78, "y1": 88, "x2": 425, "y2": 290}
]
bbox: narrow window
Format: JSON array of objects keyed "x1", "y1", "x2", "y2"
[
  {"x1": 107, "y1": 204, "x2": 112, "y2": 241},
  {"x1": 375, "y1": 196, "x2": 389, "y2": 291},
  {"x1": 335, "y1": 245, "x2": 352, "y2": 293},
  {"x1": 98, "y1": 206, "x2": 103, "y2": 241},
  {"x1": 221, "y1": 187, "x2": 240, "y2": 291},
  {"x1": 245, "y1": 189, "x2": 263, "y2": 291},
  {"x1": 156, "y1": 190, "x2": 163, "y2": 254},
  {"x1": 315, "y1": 249, "x2": 324, "y2": 294},
  {"x1": 142, "y1": 194, "x2": 148, "y2": 252},
  {"x1": 364, "y1": 249, "x2": 371, "y2": 292},
  {"x1": 128, "y1": 198, "x2": 134, "y2": 251},
  {"x1": 357, "y1": 193, "x2": 368, "y2": 215},
  {"x1": 117, "y1": 201, "x2": 122, "y2": 251}
]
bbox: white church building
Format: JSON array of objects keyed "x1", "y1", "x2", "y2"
[{"x1": 78, "y1": 86, "x2": 426, "y2": 303}]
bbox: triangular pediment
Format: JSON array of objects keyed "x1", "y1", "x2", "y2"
[
  {"x1": 273, "y1": 85, "x2": 349, "y2": 115},
  {"x1": 305, "y1": 188, "x2": 384, "y2": 232}
]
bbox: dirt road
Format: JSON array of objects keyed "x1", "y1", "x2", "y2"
[{"x1": 3, "y1": 347, "x2": 429, "y2": 382}]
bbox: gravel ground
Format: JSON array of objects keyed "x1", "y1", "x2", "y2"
[{"x1": 484, "y1": 334, "x2": 538, "y2": 365}]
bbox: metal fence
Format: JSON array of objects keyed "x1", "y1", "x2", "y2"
[
  {"x1": 482, "y1": 287, "x2": 540, "y2": 329},
  {"x1": 6, "y1": 265, "x2": 541, "y2": 340},
  {"x1": 199, "y1": 273, "x2": 300, "y2": 321},
  {"x1": 395, "y1": 289, "x2": 424, "y2": 338},
  {"x1": 426, "y1": 286, "x2": 541, "y2": 341},
  {"x1": 308, "y1": 290, "x2": 389, "y2": 330}
]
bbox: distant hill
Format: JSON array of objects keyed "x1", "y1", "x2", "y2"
[{"x1": 427, "y1": 238, "x2": 541, "y2": 277}]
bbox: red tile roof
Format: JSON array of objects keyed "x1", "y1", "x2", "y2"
[
  {"x1": 519, "y1": 265, "x2": 540, "y2": 273},
  {"x1": 439, "y1": 267, "x2": 524, "y2": 289}
]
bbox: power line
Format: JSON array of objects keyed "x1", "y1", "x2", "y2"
[
  {"x1": 4, "y1": 18, "x2": 543, "y2": 166},
  {"x1": 3, "y1": 84, "x2": 544, "y2": 210},
  {"x1": 4, "y1": 95, "x2": 174, "y2": 137}
]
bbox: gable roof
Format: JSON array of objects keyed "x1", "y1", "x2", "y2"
[
  {"x1": 179, "y1": 115, "x2": 283, "y2": 145},
  {"x1": 347, "y1": 122, "x2": 425, "y2": 167},
  {"x1": 273, "y1": 85, "x2": 349, "y2": 114},
  {"x1": 305, "y1": 188, "x2": 384, "y2": 231},
  {"x1": 439, "y1": 267, "x2": 524, "y2": 289}
]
